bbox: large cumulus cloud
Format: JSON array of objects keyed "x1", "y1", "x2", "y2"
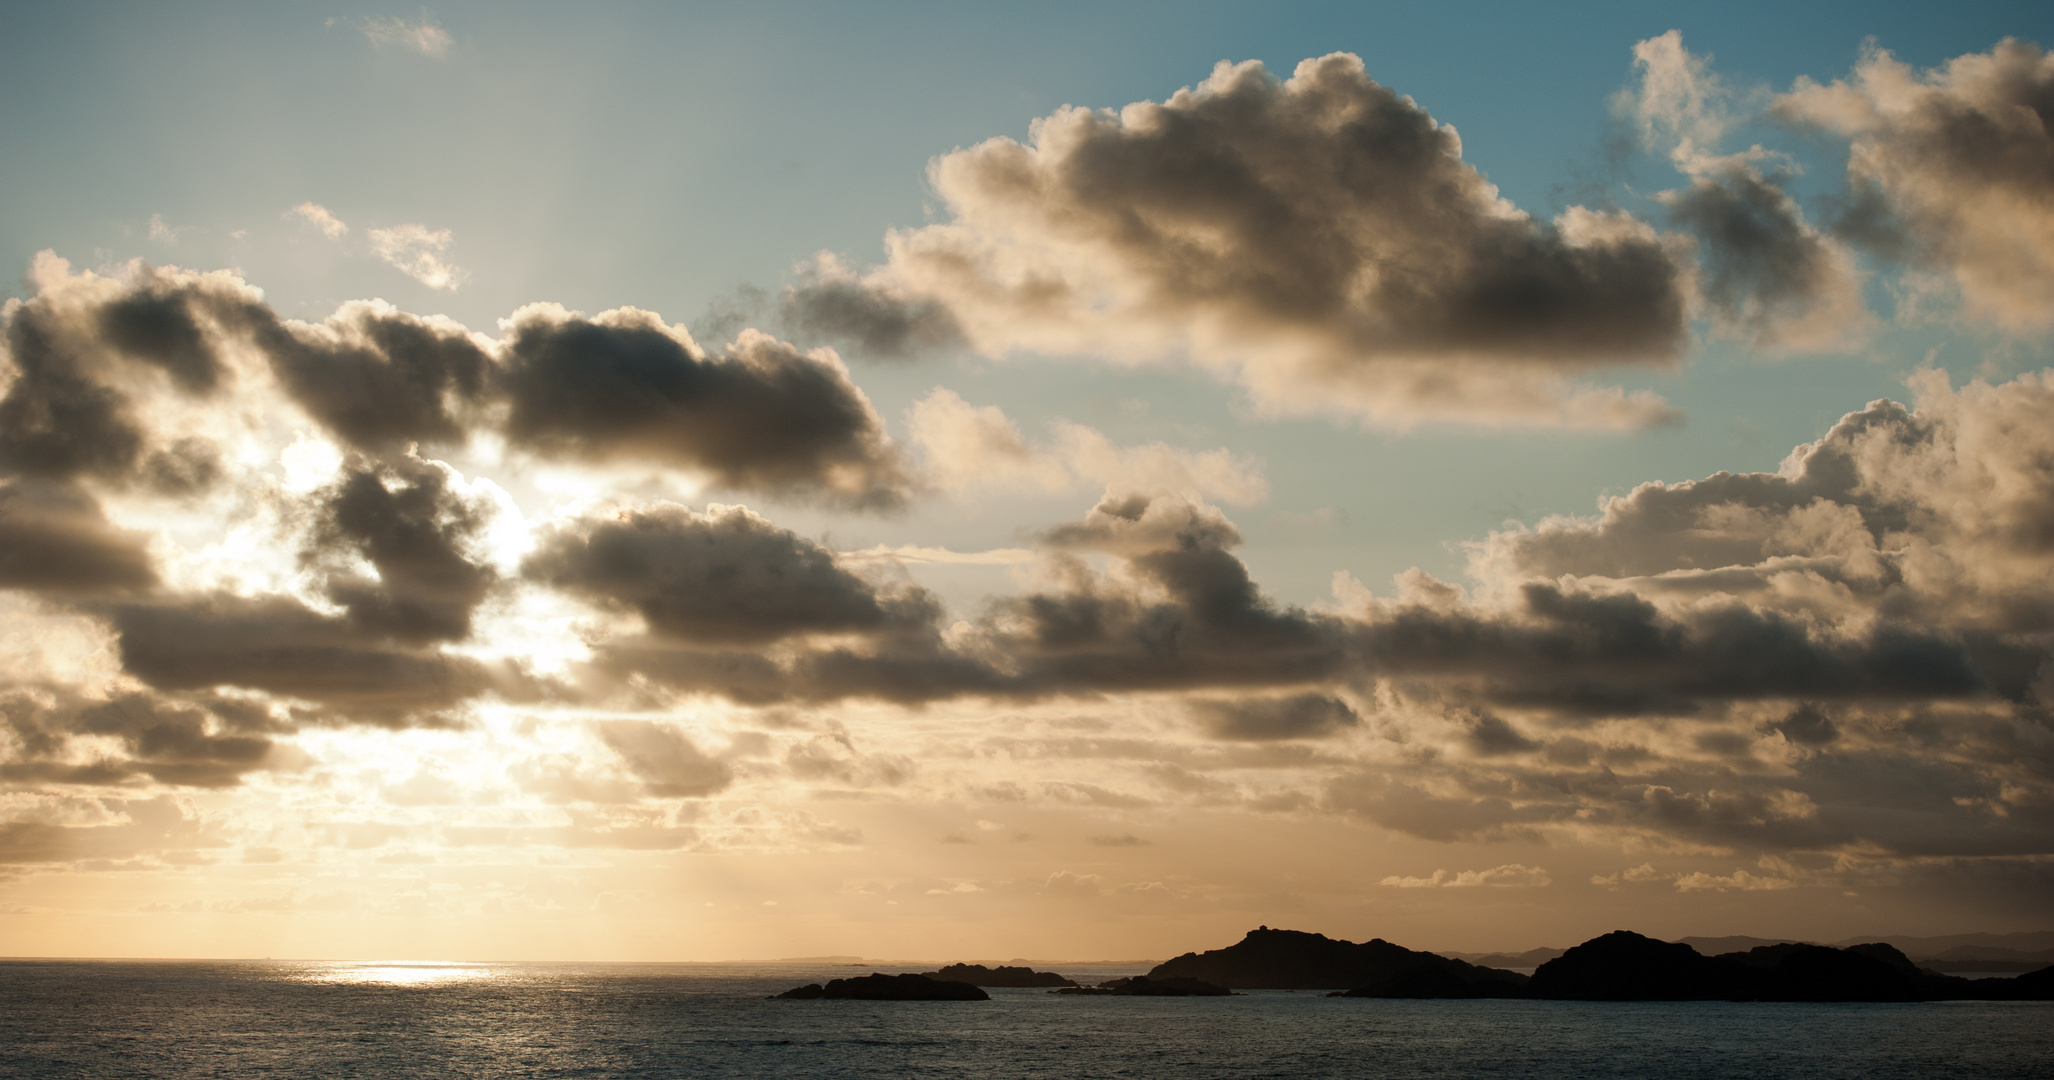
[
  {"x1": 1315, "y1": 368, "x2": 2054, "y2": 858},
  {"x1": 1777, "y1": 38, "x2": 2054, "y2": 331},
  {"x1": 0, "y1": 256, "x2": 920, "y2": 790},
  {"x1": 4, "y1": 254, "x2": 913, "y2": 511},
  {"x1": 792, "y1": 53, "x2": 1691, "y2": 428}
]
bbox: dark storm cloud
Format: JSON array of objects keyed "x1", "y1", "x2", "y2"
[
  {"x1": 0, "y1": 480, "x2": 157, "y2": 594},
  {"x1": 497, "y1": 309, "x2": 912, "y2": 509},
  {"x1": 1777, "y1": 38, "x2": 2054, "y2": 330},
  {"x1": 0, "y1": 258, "x2": 916, "y2": 511},
  {"x1": 537, "y1": 492, "x2": 1350, "y2": 705},
  {"x1": 105, "y1": 593, "x2": 502, "y2": 724},
  {"x1": 0, "y1": 294, "x2": 152, "y2": 483},
  {"x1": 1768, "y1": 703, "x2": 1839, "y2": 747},
  {"x1": 247, "y1": 301, "x2": 492, "y2": 452},
  {"x1": 1660, "y1": 164, "x2": 1864, "y2": 349},
  {"x1": 0, "y1": 259, "x2": 251, "y2": 493},
  {"x1": 0, "y1": 688, "x2": 281, "y2": 789},
  {"x1": 527, "y1": 501, "x2": 1005, "y2": 705},
  {"x1": 96, "y1": 285, "x2": 226, "y2": 394},
  {"x1": 1462, "y1": 710, "x2": 1540, "y2": 756},
  {"x1": 254, "y1": 299, "x2": 912, "y2": 507},
  {"x1": 1354, "y1": 583, "x2": 1985, "y2": 718},
  {"x1": 1189, "y1": 693, "x2": 1359, "y2": 741},
  {"x1": 307, "y1": 458, "x2": 498, "y2": 645},
  {"x1": 980, "y1": 493, "x2": 1350, "y2": 694},
  {"x1": 837, "y1": 53, "x2": 1691, "y2": 426},
  {"x1": 778, "y1": 257, "x2": 966, "y2": 360},
  {"x1": 525, "y1": 502, "x2": 918, "y2": 646}
]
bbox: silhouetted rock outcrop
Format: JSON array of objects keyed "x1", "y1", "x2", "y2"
[
  {"x1": 1970, "y1": 964, "x2": 2054, "y2": 1001},
  {"x1": 773, "y1": 973, "x2": 988, "y2": 1000},
  {"x1": 923, "y1": 963, "x2": 1076, "y2": 987},
  {"x1": 1529, "y1": 931, "x2": 2054, "y2": 1001},
  {"x1": 1148, "y1": 927, "x2": 1527, "y2": 996},
  {"x1": 1053, "y1": 975, "x2": 1232, "y2": 996},
  {"x1": 1530, "y1": 931, "x2": 1750, "y2": 1000},
  {"x1": 1720, "y1": 942, "x2": 1936, "y2": 1002}
]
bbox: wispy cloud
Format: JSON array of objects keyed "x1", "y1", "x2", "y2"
[
  {"x1": 146, "y1": 214, "x2": 184, "y2": 245},
  {"x1": 355, "y1": 14, "x2": 452, "y2": 58},
  {"x1": 368, "y1": 223, "x2": 463, "y2": 289},
  {"x1": 1381, "y1": 864, "x2": 1552, "y2": 888},
  {"x1": 288, "y1": 202, "x2": 349, "y2": 240}
]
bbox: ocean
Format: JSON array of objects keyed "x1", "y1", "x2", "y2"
[{"x1": 3, "y1": 959, "x2": 2049, "y2": 1078}]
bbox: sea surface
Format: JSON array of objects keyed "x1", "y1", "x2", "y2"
[{"x1": 3, "y1": 959, "x2": 2050, "y2": 1079}]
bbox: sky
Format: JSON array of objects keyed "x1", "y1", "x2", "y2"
[{"x1": 2, "y1": 0, "x2": 2053, "y2": 962}]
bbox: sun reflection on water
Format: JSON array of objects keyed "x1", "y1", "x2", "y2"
[{"x1": 295, "y1": 962, "x2": 500, "y2": 986}]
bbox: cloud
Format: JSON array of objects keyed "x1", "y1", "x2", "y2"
[
  {"x1": 146, "y1": 215, "x2": 184, "y2": 246},
  {"x1": 306, "y1": 457, "x2": 501, "y2": 645},
  {"x1": 1673, "y1": 867, "x2": 1795, "y2": 892},
  {"x1": 104, "y1": 593, "x2": 505, "y2": 724},
  {"x1": 1188, "y1": 693, "x2": 1358, "y2": 741},
  {"x1": 357, "y1": 14, "x2": 452, "y2": 58},
  {"x1": 288, "y1": 202, "x2": 349, "y2": 240},
  {"x1": 497, "y1": 312, "x2": 911, "y2": 509},
  {"x1": 1658, "y1": 163, "x2": 1869, "y2": 351},
  {"x1": 1380, "y1": 863, "x2": 1551, "y2": 888},
  {"x1": 908, "y1": 388, "x2": 1267, "y2": 504},
  {"x1": 525, "y1": 502, "x2": 927, "y2": 646},
  {"x1": 0, "y1": 480, "x2": 158, "y2": 595},
  {"x1": 784, "y1": 730, "x2": 914, "y2": 787},
  {"x1": 1619, "y1": 30, "x2": 1745, "y2": 162},
  {"x1": 368, "y1": 224, "x2": 463, "y2": 290},
  {"x1": 5, "y1": 251, "x2": 2054, "y2": 870},
  {"x1": 251, "y1": 299, "x2": 493, "y2": 452},
  {"x1": 596, "y1": 721, "x2": 733, "y2": 798},
  {"x1": 811, "y1": 53, "x2": 1690, "y2": 428},
  {"x1": 1777, "y1": 38, "x2": 2054, "y2": 331},
  {"x1": 0, "y1": 256, "x2": 249, "y2": 488},
  {"x1": 4, "y1": 256, "x2": 907, "y2": 508},
  {"x1": 777, "y1": 253, "x2": 966, "y2": 360},
  {"x1": 0, "y1": 690, "x2": 281, "y2": 789},
  {"x1": 1620, "y1": 32, "x2": 1868, "y2": 352}
]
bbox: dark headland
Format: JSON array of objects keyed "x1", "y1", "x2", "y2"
[{"x1": 773, "y1": 927, "x2": 2054, "y2": 1002}]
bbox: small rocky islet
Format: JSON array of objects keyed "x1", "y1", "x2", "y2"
[
  {"x1": 772, "y1": 973, "x2": 989, "y2": 1000},
  {"x1": 773, "y1": 926, "x2": 2054, "y2": 1002}
]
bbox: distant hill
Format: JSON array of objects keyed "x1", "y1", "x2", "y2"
[
  {"x1": 1830, "y1": 932, "x2": 2054, "y2": 960},
  {"x1": 1446, "y1": 947, "x2": 1564, "y2": 968},
  {"x1": 1675, "y1": 936, "x2": 1806, "y2": 955},
  {"x1": 1148, "y1": 927, "x2": 1527, "y2": 996}
]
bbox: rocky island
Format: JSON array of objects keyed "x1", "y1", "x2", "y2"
[
  {"x1": 923, "y1": 963, "x2": 1077, "y2": 987},
  {"x1": 773, "y1": 973, "x2": 988, "y2": 1000},
  {"x1": 1527, "y1": 930, "x2": 2054, "y2": 1001},
  {"x1": 1053, "y1": 975, "x2": 1233, "y2": 996},
  {"x1": 773, "y1": 928, "x2": 2054, "y2": 1003},
  {"x1": 1150, "y1": 926, "x2": 1528, "y2": 996}
]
